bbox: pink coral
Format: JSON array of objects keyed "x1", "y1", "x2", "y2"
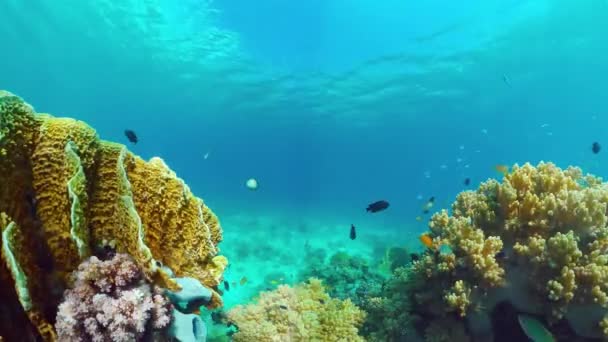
[{"x1": 55, "y1": 253, "x2": 172, "y2": 341}]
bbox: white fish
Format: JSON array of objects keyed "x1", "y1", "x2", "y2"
[
  {"x1": 456, "y1": 158, "x2": 463, "y2": 163},
  {"x1": 424, "y1": 171, "x2": 431, "y2": 179},
  {"x1": 459, "y1": 145, "x2": 465, "y2": 150},
  {"x1": 245, "y1": 178, "x2": 258, "y2": 190},
  {"x1": 440, "y1": 164, "x2": 448, "y2": 170},
  {"x1": 481, "y1": 128, "x2": 488, "y2": 134},
  {"x1": 540, "y1": 123, "x2": 549, "y2": 128},
  {"x1": 203, "y1": 152, "x2": 210, "y2": 159}
]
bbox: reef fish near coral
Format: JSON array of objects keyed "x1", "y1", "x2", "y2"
[
  {"x1": 124, "y1": 129, "x2": 138, "y2": 144},
  {"x1": 366, "y1": 200, "x2": 389, "y2": 213}
]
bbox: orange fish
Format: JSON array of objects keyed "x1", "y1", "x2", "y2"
[
  {"x1": 419, "y1": 233, "x2": 434, "y2": 249},
  {"x1": 495, "y1": 164, "x2": 509, "y2": 175},
  {"x1": 240, "y1": 276, "x2": 248, "y2": 286}
]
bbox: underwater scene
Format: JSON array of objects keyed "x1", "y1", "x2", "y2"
[{"x1": 1, "y1": 0, "x2": 608, "y2": 341}]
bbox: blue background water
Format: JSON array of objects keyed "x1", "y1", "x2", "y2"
[{"x1": 1, "y1": 0, "x2": 607, "y2": 238}]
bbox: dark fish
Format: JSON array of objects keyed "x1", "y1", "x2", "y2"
[
  {"x1": 464, "y1": 178, "x2": 471, "y2": 186},
  {"x1": 366, "y1": 200, "x2": 389, "y2": 213},
  {"x1": 279, "y1": 305, "x2": 288, "y2": 310},
  {"x1": 124, "y1": 129, "x2": 138, "y2": 144},
  {"x1": 319, "y1": 299, "x2": 325, "y2": 304},
  {"x1": 496, "y1": 250, "x2": 506, "y2": 259},
  {"x1": 423, "y1": 209, "x2": 429, "y2": 214},
  {"x1": 502, "y1": 74, "x2": 511, "y2": 87},
  {"x1": 350, "y1": 224, "x2": 356, "y2": 240},
  {"x1": 410, "y1": 253, "x2": 420, "y2": 262},
  {"x1": 226, "y1": 330, "x2": 235, "y2": 337},
  {"x1": 592, "y1": 142, "x2": 601, "y2": 154},
  {"x1": 223, "y1": 280, "x2": 230, "y2": 291},
  {"x1": 428, "y1": 196, "x2": 435, "y2": 203}
]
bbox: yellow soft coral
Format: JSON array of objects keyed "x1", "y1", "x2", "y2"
[
  {"x1": 0, "y1": 91, "x2": 226, "y2": 340},
  {"x1": 227, "y1": 278, "x2": 366, "y2": 342},
  {"x1": 409, "y1": 162, "x2": 608, "y2": 339}
]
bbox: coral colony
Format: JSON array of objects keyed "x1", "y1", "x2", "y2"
[{"x1": 3, "y1": 91, "x2": 608, "y2": 340}]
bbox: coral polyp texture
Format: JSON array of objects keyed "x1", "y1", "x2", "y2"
[
  {"x1": 55, "y1": 253, "x2": 172, "y2": 341},
  {"x1": 0, "y1": 91, "x2": 226, "y2": 341},
  {"x1": 227, "y1": 278, "x2": 366, "y2": 341},
  {"x1": 409, "y1": 162, "x2": 608, "y2": 340}
]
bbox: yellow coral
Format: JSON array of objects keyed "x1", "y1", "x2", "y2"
[
  {"x1": 0, "y1": 91, "x2": 226, "y2": 340},
  {"x1": 227, "y1": 278, "x2": 366, "y2": 342},
  {"x1": 444, "y1": 280, "x2": 471, "y2": 317},
  {"x1": 410, "y1": 162, "x2": 608, "y2": 338}
]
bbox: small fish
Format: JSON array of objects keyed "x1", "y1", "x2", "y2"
[
  {"x1": 419, "y1": 233, "x2": 434, "y2": 249},
  {"x1": 495, "y1": 164, "x2": 509, "y2": 175},
  {"x1": 415, "y1": 216, "x2": 423, "y2": 222},
  {"x1": 279, "y1": 305, "x2": 288, "y2": 310},
  {"x1": 350, "y1": 224, "x2": 356, "y2": 240},
  {"x1": 464, "y1": 178, "x2": 471, "y2": 186},
  {"x1": 203, "y1": 152, "x2": 210, "y2": 159},
  {"x1": 124, "y1": 129, "x2": 138, "y2": 144},
  {"x1": 231, "y1": 281, "x2": 236, "y2": 287},
  {"x1": 540, "y1": 123, "x2": 549, "y2": 128},
  {"x1": 502, "y1": 74, "x2": 511, "y2": 87},
  {"x1": 240, "y1": 276, "x2": 248, "y2": 286},
  {"x1": 496, "y1": 250, "x2": 506, "y2": 259},
  {"x1": 481, "y1": 128, "x2": 488, "y2": 134},
  {"x1": 592, "y1": 142, "x2": 601, "y2": 154},
  {"x1": 223, "y1": 280, "x2": 230, "y2": 291},
  {"x1": 366, "y1": 200, "x2": 389, "y2": 213},
  {"x1": 518, "y1": 314, "x2": 555, "y2": 342},
  {"x1": 270, "y1": 280, "x2": 279, "y2": 285},
  {"x1": 319, "y1": 299, "x2": 325, "y2": 304},
  {"x1": 409, "y1": 253, "x2": 420, "y2": 262},
  {"x1": 422, "y1": 197, "x2": 435, "y2": 213}
]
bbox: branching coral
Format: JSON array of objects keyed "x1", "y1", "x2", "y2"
[
  {"x1": 227, "y1": 278, "x2": 366, "y2": 341},
  {"x1": 405, "y1": 162, "x2": 608, "y2": 339},
  {"x1": 0, "y1": 91, "x2": 227, "y2": 340},
  {"x1": 55, "y1": 253, "x2": 172, "y2": 341}
]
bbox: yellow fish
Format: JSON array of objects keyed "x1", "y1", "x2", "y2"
[
  {"x1": 495, "y1": 164, "x2": 509, "y2": 175},
  {"x1": 419, "y1": 233, "x2": 434, "y2": 249}
]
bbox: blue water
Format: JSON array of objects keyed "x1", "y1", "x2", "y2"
[{"x1": 1, "y1": 0, "x2": 608, "y2": 237}]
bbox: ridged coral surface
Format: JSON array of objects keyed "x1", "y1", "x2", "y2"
[
  {"x1": 227, "y1": 278, "x2": 366, "y2": 341},
  {"x1": 411, "y1": 162, "x2": 608, "y2": 339},
  {"x1": 0, "y1": 91, "x2": 226, "y2": 340}
]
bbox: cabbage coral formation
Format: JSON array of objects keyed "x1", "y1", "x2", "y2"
[
  {"x1": 411, "y1": 162, "x2": 608, "y2": 339},
  {"x1": 227, "y1": 278, "x2": 366, "y2": 341},
  {"x1": 0, "y1": 91, "x2": 226, "y2": 341}
]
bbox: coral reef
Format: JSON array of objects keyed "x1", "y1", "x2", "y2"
[
  {"x1": 0, "y1": 91, "x2": 226, "y2": 340},
  {"x1": 227, "y1": 278, "x2": 366, "y2": 341},
  {"x1": 404, "y1": 162, "x2": 608, "y2": 339},
  {"x1": 298, "y1": 249, "x2": 387, "y2": 308},
  {"x1": 55, "y1": 253, "x2": 172, "y2": 341}
]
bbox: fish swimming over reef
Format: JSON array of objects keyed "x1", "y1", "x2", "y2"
[
  {"x1": 124, "y1": 129, "x2": 138, "y2": 144},
  {"x1": 350, "y1": 224, "x2": 356, "y2": 240},
  {"x1": 422, "y1": 197, "x2": 435, "y2": 214},
  {"x1": 366, "y1": 200, "x2": 389, "y2": 213}
]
